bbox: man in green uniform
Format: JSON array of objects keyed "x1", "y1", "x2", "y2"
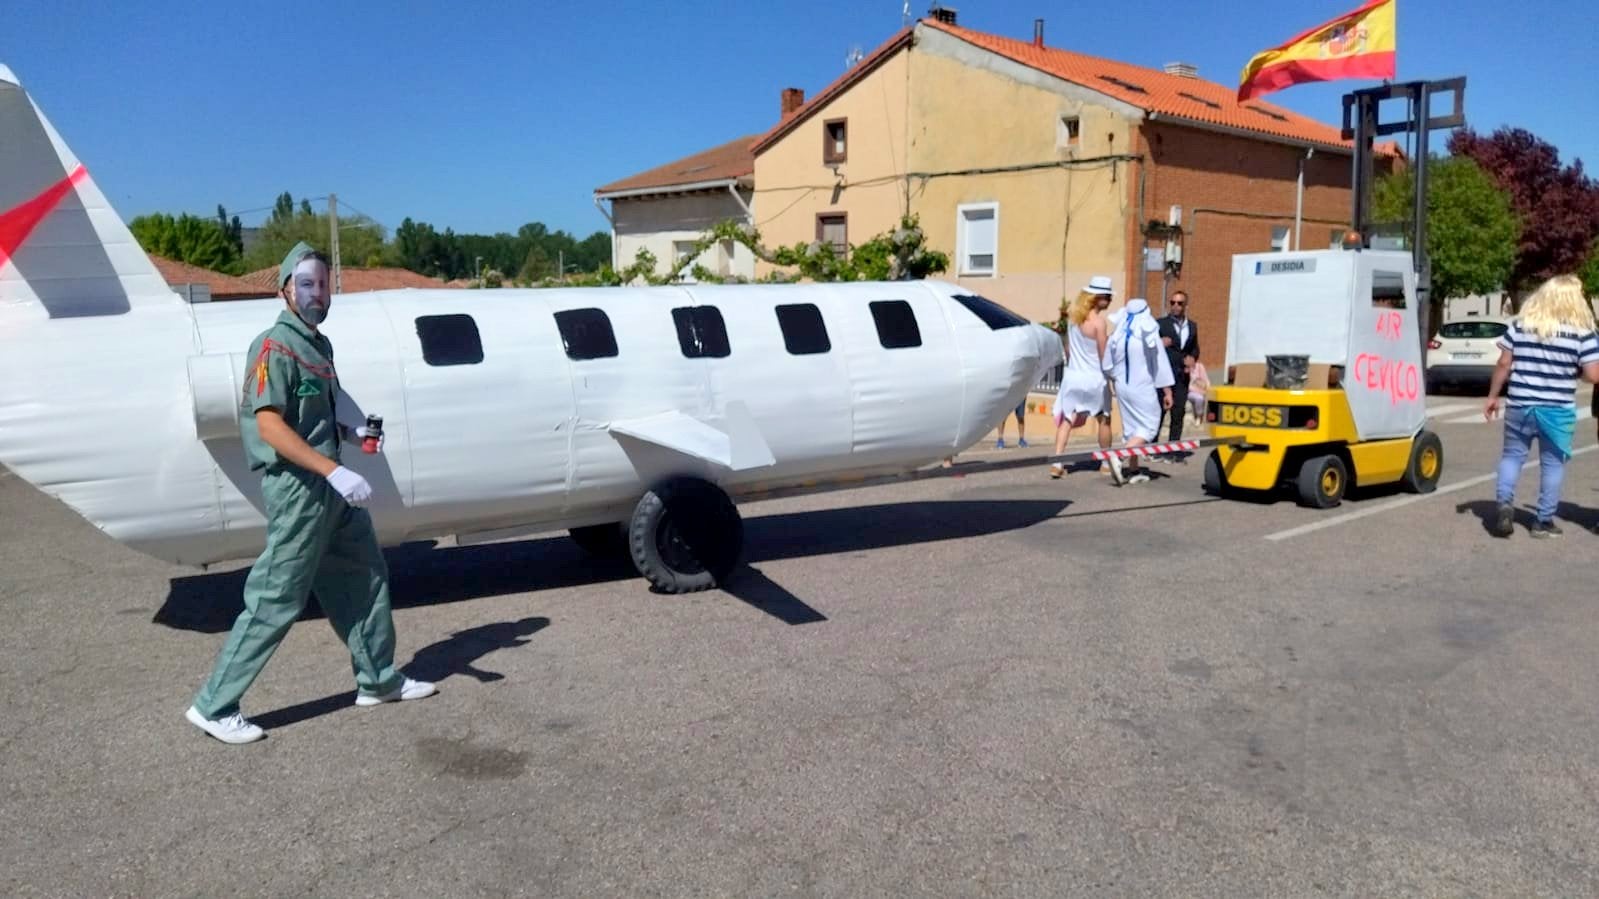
[{"x1": 186, "y1": 242, "x2": 434, "y2": 745}]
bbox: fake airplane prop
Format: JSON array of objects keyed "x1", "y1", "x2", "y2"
[{"x1": 0, "y1": 63, "x2": 1075, "y2": 593}]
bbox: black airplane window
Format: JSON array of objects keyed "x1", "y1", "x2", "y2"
[
  {"x1": 870, "y1": 300, "x2": 922, "y2": 349},
  {"x1": 775, "y1": 303, "x2": 831, "y2": 355},
  {"x1": 671, "y1": 305, "x2": 731, "y2": 358},
  {"x1": 415, "y1": 314, "x2": 484, "y2": 366},
  {"x1": 953, "y1": 293, "x2": 1029, "y2": 330},
  {"x1": 554, "y1": 307, "x2": 619, "y2": 360}
]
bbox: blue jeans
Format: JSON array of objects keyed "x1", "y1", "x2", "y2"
[{"x1": 1495, "y1": 405, "x2": 1566, "y2": 522}]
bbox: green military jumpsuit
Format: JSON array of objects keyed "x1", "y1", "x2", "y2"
[{"x1": 191, "y1": 309, "x2": 404, "y2": 719}]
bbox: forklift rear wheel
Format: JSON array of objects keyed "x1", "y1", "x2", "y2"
[
  {"x1": 1202, "y1": 450, "x2": 1230, "y2": 497},
  {"x1": 1402, "y1": 430, "x2": 1443, "y2": 494},
  {"x1": 627, "y1": 476, "x2": 743, "y2": 594},
  {"x1": 1295, "y1": 454, "x2": 1348, "y2": 509}
]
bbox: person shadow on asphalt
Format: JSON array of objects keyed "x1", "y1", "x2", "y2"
[
  {"x1": 404, "y1": 616, "x2": 551, "y2": 684},
  {"x1": 251, "y1": 616, "x2": 549, "y2": 730}
]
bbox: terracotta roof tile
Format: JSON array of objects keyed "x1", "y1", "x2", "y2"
[
  {"x1": 595, "y1": 133, "x2": 760, "y2": 196},
  {"x1": 150, "y1": 255, "x2": 271, "y2": 300},
  {"x1": 241, "y1": 265, "x2": 453, "y2": 294},
  {"x1": 922, "y1": 19, "x2": 1358, "y2": 151}
]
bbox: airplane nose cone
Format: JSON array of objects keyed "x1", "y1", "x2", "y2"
[{"x1": 1030, "y1": 324, "x2": 1063, "y2": 381}]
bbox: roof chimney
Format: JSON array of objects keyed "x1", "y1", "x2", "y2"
[
  {"x1": 929, "y1": 4, "x2": 957, "y2": 25},
  {"x1": 1033, "y1": 18, "x2": 1044, "y2": 47},
  {"x1": 1163, "y1": 61, "x2": 1199, "y2": 78},
  {"x1": 781, "y1": 87, "x2": 805, "y2": 119}
]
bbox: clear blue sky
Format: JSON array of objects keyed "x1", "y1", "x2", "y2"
[{"x1": 5, "y1": 0, "x2": 1594, "y2": 239}]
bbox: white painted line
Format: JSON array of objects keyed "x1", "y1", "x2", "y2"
[
  {"x1": 1441, "y1": 407, "x2": 1593, "y2": 426},
  {"x1": 1425, "y1": 402, "x2": 1478, "y2": 418},
  {"x1": 1263, "y1": 444, "x2": 1599, "y2": 542}
]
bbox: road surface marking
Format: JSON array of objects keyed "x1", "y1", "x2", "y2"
[
  {"x1": 1264, "y1": 444, "x2": 1599, "y2": 542},
  {"x1": 1442, "y1": 407, "x2": 1593, "y2": 426}
]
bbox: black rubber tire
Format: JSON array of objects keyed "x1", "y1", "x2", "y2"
[
  {"x1": 627, "y1": 477, "x2": 743, "y2": 593},
  {"x1": 1295, "y1": 454, "x2": 1348, "y2": 509},
  {"x1": 1202, "y1": 450, "x2": 1229, "y2": 497},
  {"x1": 1402, "y1": 430, "x2": 1443, "y2": 494},
  {"x1": 569, "y1": 523, "x2": 628, "y2": 557}
]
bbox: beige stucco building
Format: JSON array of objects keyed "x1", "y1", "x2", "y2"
[{"x1": 594, "y1": 134, "x2": 758, "y2": 283}]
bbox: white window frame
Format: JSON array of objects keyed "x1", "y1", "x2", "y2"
[
  {"x1": 956, "y1": 202, "x2": 999, "y2": 277},
  {"x1": 1270, "y1": 226, "x2": 1290, "y2": 252}
]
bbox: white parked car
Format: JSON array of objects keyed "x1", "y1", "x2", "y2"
[{"x1": 1426, "y1": 317, "x2": 1508, "y2": 391}]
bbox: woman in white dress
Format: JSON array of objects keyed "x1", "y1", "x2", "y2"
[
  {"x1": 1049, "y1": 289, "x2": 1110, "y2": 478},
  {"x1": 1102, "y1": 297, "x2": 1175, "y2": 484}
]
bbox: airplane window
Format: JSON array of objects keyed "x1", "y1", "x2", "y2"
[
  {"x1": 671, "y1": 306, "x2": 731, "y2": 358},
  {"x1": 870, "y1": 300, "x2": 922, "y2": 349},
  {"x1": 554, "y1": 308, "x2": 619, "y2": 360},
  {"x1": 952, "y1": 293, "x2": 1029, "y2": 330},
  {"x1": 775, "y1": 303, "x2": 831, "y2": 355},
  {"x1": 415, "y1": 314, "x2": 484, "y2": 366}
]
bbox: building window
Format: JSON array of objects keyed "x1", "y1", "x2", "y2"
[
  {"x1": 1270, "y1": 226, "x2": 1290, "y2": 252},
  {"x1": 415, "y1": 314, "x2": 483, "y2": 366},
  {"x1": 671, "y1": 306, "x2": 731, "y2": 358},
  {"x1": 553, "y1": 308, "x2": 619, "y2": 360},
  {"x1": 957, "y1": 203, "x2": 998, "y2": 276},
  {"x1": 823, "y1": 118, "x2": 847, "y2": 164},
  {"x1": 869, "y1": 300, "x2": 922, "y2": 349},
  {"x1": 775, "y1": 303, "x2": 831, "y2": 355},
  {"x1": 1330, "y1": 228, "x2": 1347, "y2": 249},
  {"x1": 1057, "y1": 115, "x2": 1080, "y2": 150},
  {"x1": 673, "y1": 240, "x2": 699, "y2": 282},
  {"x1": 816, "y1": 213, "x2": 848, "y2": 255}
]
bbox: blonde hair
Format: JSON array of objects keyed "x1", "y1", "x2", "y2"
[
  {"x1": 1518, "y1": 274, "x2": 1596, "y2": 339},
  {"x1": 1066, "y1": 289, "x2": 1099, "y2": 327}
]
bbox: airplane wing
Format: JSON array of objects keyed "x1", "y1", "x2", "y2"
[{"x1": 607, "y1": 400, "x2": 776, "y2": 471}]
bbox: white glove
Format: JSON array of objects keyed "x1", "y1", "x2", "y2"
[{"x1": 326, "y1": 465, "x2": 373, "y2": 507}]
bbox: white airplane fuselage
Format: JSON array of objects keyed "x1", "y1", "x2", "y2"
[
  {"x1": 0, "y1": 62, "x2": 1061, "y2": 570},
  {"x1": 1, "y1": 280, "x2": 1060, "y2": 567}
]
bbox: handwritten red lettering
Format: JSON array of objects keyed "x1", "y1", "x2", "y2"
[
  {"x1": 1374, "y1": 311, "x2": 1403, "y2": 341},
  {"x1": 1354, "y1": 352, "x2": 1419, "y2": 406}
]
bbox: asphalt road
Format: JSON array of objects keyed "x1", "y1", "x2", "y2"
[{"x1": 3, "y1": 393, "x2": 1598, "y2": 897}]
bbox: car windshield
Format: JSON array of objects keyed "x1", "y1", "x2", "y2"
[{"x1": 1438, "y1": 321, "x2": 1507, "y2": 340}]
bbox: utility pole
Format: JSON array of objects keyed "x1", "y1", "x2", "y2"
[
  {"x1": 559, "y1": 249, "x2": 564, "y2": 283},
  {"x1": 328, "y1": 193, "x2": 341, "y2": 295}
]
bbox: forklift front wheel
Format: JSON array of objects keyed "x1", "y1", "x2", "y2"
[
  {"x1": 1203, "y1": 450, "x2": 1230, "y2": 497},
  {"x1": 1402, "y1": 430, "x2": 1443, "y2": 494},
  {"x1": 1296, "y1": 454, "x2": 1348, "y2": 509}
]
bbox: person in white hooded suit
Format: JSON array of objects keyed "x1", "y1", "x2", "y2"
[{"x1": 1103, "y1": 298, "x2": 1175, "y2": 484}]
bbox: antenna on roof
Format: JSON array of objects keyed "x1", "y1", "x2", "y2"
[
  {"x1": 846, "y1": 44, "x2": 864, "y2": 68},
  {"x1": 901, "y1": 0, "x2": 910, "y2": 26}
]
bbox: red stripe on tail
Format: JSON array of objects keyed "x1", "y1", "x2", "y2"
[{"x1": 0, "y1": 164, "x2": 88, "y2": 268}]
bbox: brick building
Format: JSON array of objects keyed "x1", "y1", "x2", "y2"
[{"x1": 748, "y1": 12, "x2": 1399, "y2": 369}]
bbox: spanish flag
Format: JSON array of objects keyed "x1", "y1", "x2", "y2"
[{"x1": 1237, "y1": 0, "x2": 1396, "y2": 102}]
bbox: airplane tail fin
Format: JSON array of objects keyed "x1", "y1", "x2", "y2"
[{"x1": 0, "y1": 64, "x2": 175, "y2": 319}]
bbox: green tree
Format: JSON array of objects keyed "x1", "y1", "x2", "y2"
[
  {"x1": 241, "y1": 192, "x2": 387, "y2": 275},
  {"x1": 1374, "y1": 155, "x2": 1520, "y2": 312},
  {"x1": 1579, "y1": 241, "x2": 1599, "y2": 300},
  {"x1": 129, "y1": 212, "x2": 243, "y2": 274}
]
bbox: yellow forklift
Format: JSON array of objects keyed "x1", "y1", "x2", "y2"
[{"x1": 1202, "y1": 78, "x2": 1462, "y2": 509}]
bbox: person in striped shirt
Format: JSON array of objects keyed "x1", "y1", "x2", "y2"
[{"x1": 1484, "y1": 274, "x2": 1599, "y2": 537}]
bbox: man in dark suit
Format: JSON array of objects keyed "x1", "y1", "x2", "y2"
[{"x1": 1156, "y1": 291, "x2": 1199, "y2": 460}]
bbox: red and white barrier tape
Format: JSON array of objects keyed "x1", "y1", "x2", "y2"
[{"x1": 1090, "y1": 440, "x2": 1200, "y2": 461}]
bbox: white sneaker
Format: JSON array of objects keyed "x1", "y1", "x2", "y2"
[
  {"x1": 186, "y1": 706, "x2": 265, "y2": 744},
  {"x1": 355, "y1": 677, "x2": 437, "y2": 707},
  {"x1": 1106, "y1": 455, "x2": 1125, "y2": 485},
  {"x1": 1126, "y1": 473, "x2": 1151, "y2": 484}
]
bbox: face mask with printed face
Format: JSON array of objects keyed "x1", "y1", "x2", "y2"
[{"x1": 292, "y1": 258, "x2": 331, "y2": 327}]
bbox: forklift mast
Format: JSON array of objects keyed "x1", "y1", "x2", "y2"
[{"x1": 1340, "y1": 77, "x2": 1466, "y2": 347}]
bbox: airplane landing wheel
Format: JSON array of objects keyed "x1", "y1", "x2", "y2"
[
  {"x1": 569, "y1": 523, "x2": 628, "y2": 557},
  {"x1": 628, "y1": 477, "x2": 743, "y2": 593}
]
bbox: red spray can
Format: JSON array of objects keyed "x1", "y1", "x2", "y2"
[{"x1": 362, "y1": 414, "x2": 383, "y2": 454}]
